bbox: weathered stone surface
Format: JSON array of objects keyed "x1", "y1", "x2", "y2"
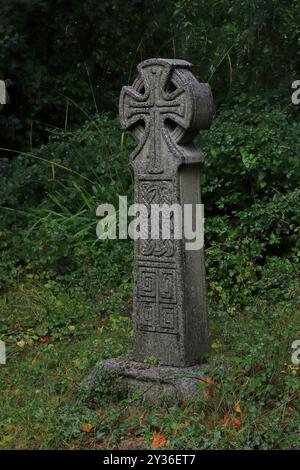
[
  {"x1": 0, "y1": 80, "x2": 6, "y2": 105},
  {"x1": 84, "y1": 358, "x2": 208, "y2": 404},
  {"x1": 119, "y1": 58, "x2": 214, "y2": 366}
]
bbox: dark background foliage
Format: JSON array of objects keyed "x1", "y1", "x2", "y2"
[{"x1": 1, "y1": 0, "x2": 300, "y2": 151}]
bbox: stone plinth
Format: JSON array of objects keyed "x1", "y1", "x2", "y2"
[{"x1": 83, "y1": 358, "x2": 209, "y2": 404}]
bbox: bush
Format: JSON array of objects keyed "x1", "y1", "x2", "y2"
[{"x1": 1, "y1": 99, "x2": 299, "y2": 309}]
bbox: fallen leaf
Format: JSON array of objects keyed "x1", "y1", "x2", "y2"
[
  {"x1": 139, "y1": 410, "x2": 148, "y2": 425},
  {"x1": 172, "y1": 420, "x2": 190, "y2": 436},
  {"x1": 222, "y1": 414, "x2": 231, "y2": 427},
  {"x1": 6, "y1": 424, "x2": 18, "y2": 432},
  {"x1": 234, "y1": 401, "x2": 241, "y2": 414},
  {"x1": 232, "y1": 417, "x2": 241, "y2": 430},
  {"x1": 17, "y1": 339, "x2": 26, "y2": 348},
  {"x1": 82, "y1": 423, "x2": 94, "y2": 433},
  {"x1": 203, "y1": 383, "x2": 214, "y2": 398},
  {"x1": 151, "y1": 433, "x2": 169, "y2": 449},
  {"x1": 179, "y1": 398, "x2": 188, "y2": 407},
  {"x1": 200, "y1": 375, "x2": 213, "y2": 385},
  {"x1": 39, "y1": 336, "x2": 52, "y2": 344},
  {"x1": 83, "y1": 437, "x2": 94, "y2": 447},
  {"x1": 179, "y1": 419, "x2": 190, "y2": 429}
]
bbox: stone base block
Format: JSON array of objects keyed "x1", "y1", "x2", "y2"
[{"x1": 82, "y1": 358, "x2": 208, "y2": 404}]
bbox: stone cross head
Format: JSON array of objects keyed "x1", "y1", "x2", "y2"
[{"x1": 119, "y1": 58, "x2": 213, "y2": 175}]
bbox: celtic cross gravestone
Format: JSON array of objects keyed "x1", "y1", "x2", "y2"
[
  {"x1": 83, "y1": 58, "x2": 214, "y2": 401},
  {"x1": 119, "y1": 58, "x2": 214, "y2": 366}
]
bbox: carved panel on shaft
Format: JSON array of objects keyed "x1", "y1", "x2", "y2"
[
  {"x1": 137, "y1": 265, "x2": 178, "y2": 334},
  {"x1": 138, "y1": 180, "x2": 175, "y2": 259}
]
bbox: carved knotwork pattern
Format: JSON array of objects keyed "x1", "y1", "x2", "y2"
[
  {"x1": 120, "y1": 61, "x2": 194, "y2": 174},
  {"x1": 137, "y1": 266, "x2": 178, "y2": 334},
  {"x1": 138, "y1": 180, "x2": 175, "y2": 258}
]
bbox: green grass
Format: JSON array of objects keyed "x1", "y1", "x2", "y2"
[{"x1": 1, "y1": 266, "x2": 299, "y2": 450}]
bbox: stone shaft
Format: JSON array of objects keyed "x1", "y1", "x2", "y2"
[{"x1": 119, "y1": 58, "x2": 213, "y2": 366}]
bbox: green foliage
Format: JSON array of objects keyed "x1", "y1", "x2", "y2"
[
  {"x1": 0, "y1": 115, "x2": 132, "y2": 210},
  {"x1": 1, "y1": 0, "x2": 300, "y2": 153},
  {"x1": 0, "y1": 115, "x2": 133, "y2": 292},
  {"x1": 0, "y1": 101, "x2": 299, "y2": 449},
  {"x1": 79, "y1": 367, "x2": 124, "y2": 405},
  {"x1": 2, "y1": 100, "x2": 299, "y2": 310},
  {"x1": 0, "y1": 271, "x2": 299, "y2": 449},
  {"x1": 0, "y1": 0, "x2": 172, "y2": 150},
  {"x1": 171, "y1": 0, "x2": 300, "y2": 100},
  {"x1": 200, "y1": 95, "x2": 300, "y2": 213},
  {"x1": 0, "y1": 280, "x2": 132, "y2": 449}
]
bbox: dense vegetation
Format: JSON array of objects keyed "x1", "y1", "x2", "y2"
[{"x1": 0, "y1": 0, "x2": 299, "y2": 449}]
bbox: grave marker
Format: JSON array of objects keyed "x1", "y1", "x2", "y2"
[{"x1": 119, "y1": 58, "x2": 213, "y2": 366}]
